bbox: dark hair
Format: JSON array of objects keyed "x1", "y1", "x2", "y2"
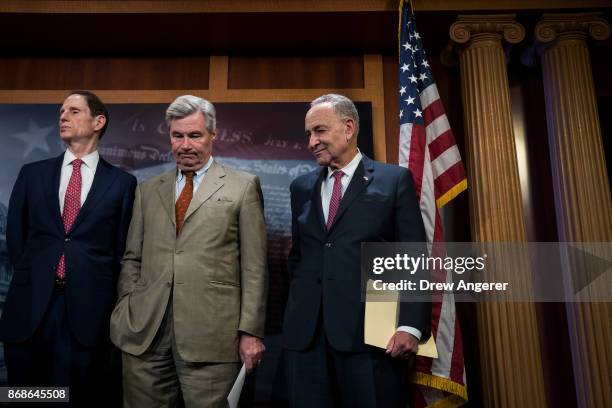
[{"x1": 67, "y1": 90, "x2": 109, "y2": 138}]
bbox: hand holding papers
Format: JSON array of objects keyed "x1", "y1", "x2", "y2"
[{"x1": 364, "y1": 279, "x2": 438, "y2": 358}]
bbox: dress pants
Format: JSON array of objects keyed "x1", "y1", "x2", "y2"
[
  {"x1": 4, "y1": 290, "x2": 121, "y2": 407},
  {"x1": 285, "y1": 316, "x2": 408, "y2": 408},
  {"x1": 122, "y1": 294, "x2": 241, "y2": 408}
]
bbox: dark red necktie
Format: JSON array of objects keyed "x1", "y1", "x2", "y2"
[
  {"x1": 326, "y1": 170, "x2": 344, "y2": 230},
  {"x1": 56, "y1": 158, "x2": 83, "y2": 280}
]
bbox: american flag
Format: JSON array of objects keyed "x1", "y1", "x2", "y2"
[{"x1": 398, "y1": 1, "x2": 468, "y2": 407}]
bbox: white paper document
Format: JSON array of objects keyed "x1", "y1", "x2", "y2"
[
  {"x1": 227, "y1": 364, "x2": 246, "y2": 408},
  {"x1": 364, "y1": 279, "x2": 438, "y2": 358}
]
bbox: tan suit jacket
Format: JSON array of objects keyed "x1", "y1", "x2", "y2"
[{"x1": 110, "y1": 161, "x2": 267, "y2": 362}]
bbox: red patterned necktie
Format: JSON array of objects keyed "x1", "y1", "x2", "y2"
[
  {"x1": 326, "y1": 170, "x2": 344, "y2": 231},
  {"x1": 175, "y1": 171, "x2": 194, "y2": 235},
  {"x1": 56, "y1": 158, "x2": 83, "y2": 280}
]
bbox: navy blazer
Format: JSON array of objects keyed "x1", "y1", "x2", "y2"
[
  {"x1": 283, "y1": 155, "x2": 431, "y2": 352},
  {"x1": 0, "y1": 153, "x2": 136, "y2": 347}
]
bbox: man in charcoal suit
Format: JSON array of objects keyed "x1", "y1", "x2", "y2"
[{"x1": 283, "y1": 94, "x2": 431, "y2": 407}]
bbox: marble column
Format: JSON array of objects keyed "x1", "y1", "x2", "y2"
[
  {"x1": 536, "y1": 13, "x2": 612, "y2": 408},
  {"x1": 450, "y1": 15, "x2": 547, "y2": 407}
]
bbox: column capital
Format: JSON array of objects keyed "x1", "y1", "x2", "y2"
[
  {"x1": 450, "y1": 14, "x2": 525, "y2": 45},
  {"x1": 535, "y1": 12, "x2": 611, "y2": 43}
]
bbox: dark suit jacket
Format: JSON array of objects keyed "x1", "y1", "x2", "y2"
[
  {"x1": 283, "y1": 155, "x2": 430, "y2": 352},
  {"x1": 0, "y1": 153, "x2": 136, "y2": 347}
]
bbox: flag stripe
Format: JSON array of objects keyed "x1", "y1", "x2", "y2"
[
  {"x1": 434, "y1": 161, "x2": 466, "y2": 199},
  {"x1": 420, "y1": 83, "x2": 440, "y2": 110},
  {"x1": 431, "y1": 145, "x2": 461, "y2": 180},
  {"x1": 450, "y1": 319, "x2": 466, "y2": 382},
  {"x1": 399, "y1": 123, "x2": 413, "y2": 168},
  {"x1": 432, "y1": 275, "x2": 456, "y2": 378},
  {"x1": 409, "y1": 125, "x2": 427, "y2": 199},
  {"x1": 425, "y1": 113, "x2": 451, "y2": 145},
  {"x1": 428, "y1": 129, "x2": 455, "y2": 163},
  {"x1": 423, "y1": 99, "x2": 447, "y2": 130},
  {"x1": 419, "y1": 147, "x2": 436, "y2": 241}
]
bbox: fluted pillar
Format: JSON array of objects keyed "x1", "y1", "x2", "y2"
[
  {"x1": 450, "y1": 15, "x2": 547, "y2": 407},
  {"x1": 536, "y1": 13, "x2": 612, "y2": 408}
]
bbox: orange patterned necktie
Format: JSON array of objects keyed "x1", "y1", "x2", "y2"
[{"x1": 175, "y1": 171, "x2": 194, "y2": 235}]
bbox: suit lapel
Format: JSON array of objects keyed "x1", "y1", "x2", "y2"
[
  {"x1": 327, "y1": 157, "x2": 374, "y2": 233},
  {"x1": 312, "y1": 168, "x2": 327, "y2": 231},
  {"x1": 156, "y1": 170, "x2": 178, "y2": 229},
  {"x1": 184, "y1": 161, "x2": 225, "y2": 222},
  {"x1": 69, "y1": 158, "x2": 118, "y2": 233},
  {"x1": 46, "y1": 154, "x2": 65, "y2": 234}
]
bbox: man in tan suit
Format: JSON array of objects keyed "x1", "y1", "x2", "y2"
[{"x1": 110, "y1": 95, "x2": 268, "y2": 407}]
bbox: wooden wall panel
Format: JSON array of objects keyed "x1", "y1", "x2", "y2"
[
  {"x1": 0, "y1": 54, "x2": 386, "y2": 161},
  {"x1": 0, "y1": 58, "x2": 210, "y2": 90},
  {"x1": 228, "y1": 56, "x2": 364, "y2": 89},
  {"x1": 1, "y1": 0, "x2": 610, "y2": 13},
  {"x1": 382, "y1": 53, "x2": 399, "y2": 164}
]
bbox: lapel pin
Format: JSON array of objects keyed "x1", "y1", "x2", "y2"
[{"x1": 363, "y1": 176, "x2": 369, "y2": 181}]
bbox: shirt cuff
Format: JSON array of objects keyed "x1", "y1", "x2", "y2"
[{"x1": 397, "y1": 326, "x2": 422, "y2": 341}]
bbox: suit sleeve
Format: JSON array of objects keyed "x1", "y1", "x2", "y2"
[
  {"x1": 117, "y1": 182, "x2": 144, "y2": 299},
  {"x1": 395, "y1": 169, "x2": 432, "y2": 341},
  {"x1": 6, "y1": 166, "x2": 29, "y2": 265},
  {"x1": 237, "y1": 176, "x2": 268, "y2": 338},
  {"x1": 287, "y1": 181, "x2": 301, "y2": 280},
  {"x1": 114, "y1": 175, "x2": 137, "y2": 278}
]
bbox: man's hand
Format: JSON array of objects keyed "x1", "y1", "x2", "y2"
[
  {"x1": 385, "y1": 331, "x2": 418, "y2": 363},
  {"x1": 239, "y1": 334, "x2": 266, "y2": 373}
]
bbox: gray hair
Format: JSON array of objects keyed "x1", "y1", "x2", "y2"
[
  {"x1": 165, "y1": 95, "x2": 216, "y2": 133},
  {"x1": 310, "y1": 94, "x2": 360, "y2": 137}
]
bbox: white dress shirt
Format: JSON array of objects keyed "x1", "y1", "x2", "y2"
[
  {"x1": 319, "y1": 150, "x2": 422, "y2": 341},
  {"x1": 175, "y1": 156, "x2": 214, "y2": 201},
  {"x1": 59, "y1": 149, "x2": 99, "y2": 213}
]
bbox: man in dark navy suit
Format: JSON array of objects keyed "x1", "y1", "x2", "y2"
[
  {"x1": 283, "y1": 94, "x2": 431, "y2": 407},
  {"x1": 0, "y1": 91, "x2": 136, "y2": 405}
]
